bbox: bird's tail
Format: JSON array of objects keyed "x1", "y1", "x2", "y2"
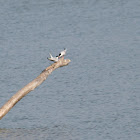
[
  {"x1": 49, "y1": 53, "x2": 53, "y2": 58},
  {"x1": 47, "y1": 53, "x2": 53, "y2": 60}
]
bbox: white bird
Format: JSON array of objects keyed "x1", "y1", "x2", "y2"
[
  {"x1": 58, "y1": 48, "x2": 67, "y2": 58},
  {"x1": 47, "y1": 53, "x2": 58, "y2": 62}
]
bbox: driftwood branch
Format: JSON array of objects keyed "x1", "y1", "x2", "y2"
[{"x1": 0, "y1": 57, "x2": 70, "y2": 120}]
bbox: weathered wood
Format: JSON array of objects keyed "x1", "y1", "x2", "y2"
[{"x1": 0, "y1": 57, "x2": 70, "y2": 120}]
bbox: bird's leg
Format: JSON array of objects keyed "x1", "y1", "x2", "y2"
[
  {"x1": 59, "y1": 56, "x2": 64, "y2": 61},
  {"x1": 58, "y1": 56, "x2": 64, "y2": 59}
]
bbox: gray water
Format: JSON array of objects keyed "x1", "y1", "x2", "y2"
[{"x1": 0, "y1": 0, "x2": 140, "y2": 140}]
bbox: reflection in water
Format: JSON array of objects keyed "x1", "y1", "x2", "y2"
[{"x1": 0, "y1": 125, "x2": 76, "y2": 140}]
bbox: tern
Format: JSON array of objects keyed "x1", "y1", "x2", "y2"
[
  {"x1": 47, "y1": 53, "x2": 58, "y2": 62},
  {"x1": 58, "y1": 48, "x2": 67, "y2": 58}
]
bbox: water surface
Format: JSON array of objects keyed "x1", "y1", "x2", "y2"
[{"x1": 0, "y1": 0, "x2": 140, "y2": 139}]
